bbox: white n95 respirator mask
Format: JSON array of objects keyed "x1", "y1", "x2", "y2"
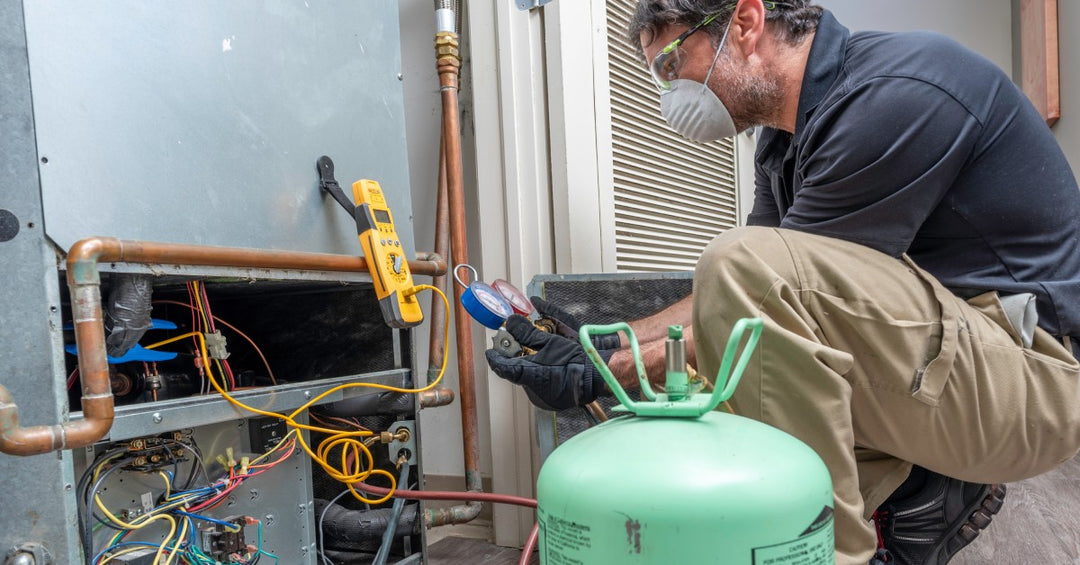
[{"x1": 659, "y1": 79, "x2": 737, "y2": 143}]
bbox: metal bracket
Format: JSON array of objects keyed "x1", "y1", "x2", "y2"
[
  {"x1": 515, "y1": 0, "x2": 555, "y2": 10},
  {"x1": 491, "y1": 328, "x2": 523, "y2": 357},
  {"x1": 388, "y1": 420, "x2": 417, "y2": 467},
  {"x1": 316, "y1": 155, "x2": 356, "y2": 216}
]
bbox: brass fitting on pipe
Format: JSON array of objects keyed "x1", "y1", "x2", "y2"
[
  {"x1": 0, "y1": 237, "x2": 446, "y2": 456},
  {"x1": 435, "y1": 32, "x2": 461, "y2": 73}
]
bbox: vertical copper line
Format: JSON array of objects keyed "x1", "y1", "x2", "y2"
[
  {"x1": 427, "y1": 133, "x2": 451, "y2": 386},
  {"x1": 426, "y1": 24, "x2": 484, "y2": 526}
]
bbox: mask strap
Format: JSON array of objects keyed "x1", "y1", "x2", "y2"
[{"x1": 701, "y1": 15, "x2": 734, "y2": 89}]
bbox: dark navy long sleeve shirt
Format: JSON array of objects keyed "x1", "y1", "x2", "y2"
[{"x1": 748, "y1": 11, "x2": 1080, "y2": 338}]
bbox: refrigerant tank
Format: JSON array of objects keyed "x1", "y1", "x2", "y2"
[{"x1": 536, "y1": 320, "x2": 834, "y2": 564}]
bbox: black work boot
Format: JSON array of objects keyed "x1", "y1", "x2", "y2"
[{"x1": 876, "y1": 466, "x2": 1006, "y2": 565}]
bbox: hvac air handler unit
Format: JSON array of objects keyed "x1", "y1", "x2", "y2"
[{"x1": 536, "y1": 319, "x2": 835, "y2": 564}]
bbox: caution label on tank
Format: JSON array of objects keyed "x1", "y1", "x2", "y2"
[
  {"x1": 751, "y1": 508, "x2": 834, "y2": 565},
  {"x1": 538, "y1": 508, "x2": 592, "y2": 565}
]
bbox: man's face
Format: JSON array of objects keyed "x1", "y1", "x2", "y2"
[{"x1": 641, "y1": 22, "x2": 783, "y2": 133}]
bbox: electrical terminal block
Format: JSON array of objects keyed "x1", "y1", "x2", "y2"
[
  {"x1": 204, "y1": 330, "x2": 230, "y2": 360},
  {"x1": 119, "y1": 432, "x2": 195, "y2": 472}
]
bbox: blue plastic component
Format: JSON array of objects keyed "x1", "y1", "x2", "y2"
[
  {"x1": 63, "y1": 318, "x2": 181, "y2": 364},
  {"x1": 64, "y1": 344, "x2": 179, "y2": 364},
  {"x1": 461, "y1": 282, "x2": 513, "y2": 329}
]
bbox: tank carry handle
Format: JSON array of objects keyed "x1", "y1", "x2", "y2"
[{"x1": 579, "y1": 317, "x2": 763, "y2": 418}]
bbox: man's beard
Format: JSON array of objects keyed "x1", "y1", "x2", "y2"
[{"x1": 710, "y1": 52, "x2": 785, "y2": 133}]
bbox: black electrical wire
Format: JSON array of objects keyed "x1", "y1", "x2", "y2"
[
  {"x1": 372, "y1": 464, "x2": 412, "y2": 565},
  {"x1": 79, "y1": 451, "x2": 136, "y2": 564},
  {"x1": 77, "y1": 447, "x2": 127, "y2": 561}
]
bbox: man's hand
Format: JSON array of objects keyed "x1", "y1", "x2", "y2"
[
  {"x1": 530, "y1": 296, "x2": 622, "y2": 350},
  {"x1": 485, "y1": 315, "x2": 615, "y2": 410}
]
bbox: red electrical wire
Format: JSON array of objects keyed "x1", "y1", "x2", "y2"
[
  {"x1": 152, "y1": 299, "x2": 278, "y2": 385},
  {"x1": 518, "y1": 522, "x2": 539, "y2": 565}
]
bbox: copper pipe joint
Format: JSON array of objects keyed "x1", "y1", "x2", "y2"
[{"x1": 419, "y1": 387, "x2": 455, "y2": 409}]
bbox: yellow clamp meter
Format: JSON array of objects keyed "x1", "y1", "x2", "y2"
[{"x1": 352, "y1": 179, "x2": 423, "y2": 328}]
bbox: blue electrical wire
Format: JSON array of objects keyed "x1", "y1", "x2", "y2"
[
  {"x1": 372, "y1": 463, "x2": 412, "y2": 565},
  {"x1": 174, "y1": 511, "x2": 242, "y2": 532}
]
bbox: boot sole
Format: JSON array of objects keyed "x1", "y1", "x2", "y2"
[{"x1": 928, "y1": 483, "x2": 1007, "y2": 564}]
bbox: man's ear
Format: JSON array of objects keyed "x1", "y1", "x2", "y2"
[{"x1": 729, "y1": 0, "x2": 767, "y2": 57}]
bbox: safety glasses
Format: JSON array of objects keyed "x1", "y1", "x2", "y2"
[
  {"x1": 647, "y1": 2, "x2": 789, "y2": 92},
  {"x1": 648, "y1": 11, "x2": 726, "y2": 92}
]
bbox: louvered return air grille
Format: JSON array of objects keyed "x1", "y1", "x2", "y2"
[{"x1": 606, "y1": 0, "x2": 739, "y2": 272}]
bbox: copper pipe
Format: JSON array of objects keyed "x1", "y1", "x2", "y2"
[
  {"x1": 0, "y1": 237, "x2": 446, "y2": 456},
  {"x1": 432, "y1": 28, "x2": 483, "y2": 526},
  {"x1": 427, "y1": 134, "x2": 451, "y2": 385}
]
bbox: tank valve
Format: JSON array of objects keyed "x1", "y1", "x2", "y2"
[{"x1": 665, "y1": 325, "x2": 689, "y2": 401}]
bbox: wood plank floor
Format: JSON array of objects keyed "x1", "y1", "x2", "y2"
[
  {"x1": 953, "y1": 455, "x2": 1080, "y2": 564},
  {"x1": 428, "y1": 536, "x2": 537, "y2": 565},
  {"x1": 428, "y1": 456, "x2": 1080, "y2": 564}
]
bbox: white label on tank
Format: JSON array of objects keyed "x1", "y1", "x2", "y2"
[{"x1": 752, "y1": 516, "x2": 834, "y2": 565}]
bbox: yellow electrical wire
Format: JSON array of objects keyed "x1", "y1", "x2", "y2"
[
  {"x1": 164, "y1": 517, "x2": 187, "y2": 565},
  {"x1": 93, "y1": 503, "x2": 176, "y2": 565},
  {"x1": 143, "y1": 284, "x2": 450, "y2": 504}
]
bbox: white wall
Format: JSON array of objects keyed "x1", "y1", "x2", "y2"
[
  {"x1": 1055, "y1": 1, "x2": 1080, "y2": 174},
  {"x1": 825, "y1": 1, "x2": 1013, "y2": 73}
]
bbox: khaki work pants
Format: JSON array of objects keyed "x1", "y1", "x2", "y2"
[{"x1": 692, "y1": 227, "x2": 1080, "y2": 565}]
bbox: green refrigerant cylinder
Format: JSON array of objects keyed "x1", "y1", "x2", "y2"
[{"x1": 537, "y1": 320, "x2": 834, "y2": 565}]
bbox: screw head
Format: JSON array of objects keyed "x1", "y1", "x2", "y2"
[{"x1": 152, "y1": 413, "x2": 163, "y2": 424}]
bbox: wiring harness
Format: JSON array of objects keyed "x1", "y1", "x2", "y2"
[{"x1": 79, "y1": 431, "x2": 295, "y2": 564}]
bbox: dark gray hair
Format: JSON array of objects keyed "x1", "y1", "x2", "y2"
[{"x1": 627, "y1": 0, "x2": 823, "y2": 59}]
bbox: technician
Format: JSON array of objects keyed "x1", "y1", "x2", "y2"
[{"x1": 486, "y1": 1, "x2": 1080, "y2": 564}]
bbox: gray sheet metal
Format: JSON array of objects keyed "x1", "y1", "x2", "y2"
[
  {"x1": 0, "y1": 1, "x2": 82, "y2": 562},
  {"x1": 24, "y1": 0, "x2": 417, "y2": 259},
  {"x1": 94, "y1": 370, "x2": 411, "y2": 442}
]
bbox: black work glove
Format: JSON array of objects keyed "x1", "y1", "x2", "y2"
[
  {"x1": 485, "y1": 315, "x2": 615, "y2": 411},
  {"x1": 530, "y1": 296, "x2": 622, "y2": 350}
]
